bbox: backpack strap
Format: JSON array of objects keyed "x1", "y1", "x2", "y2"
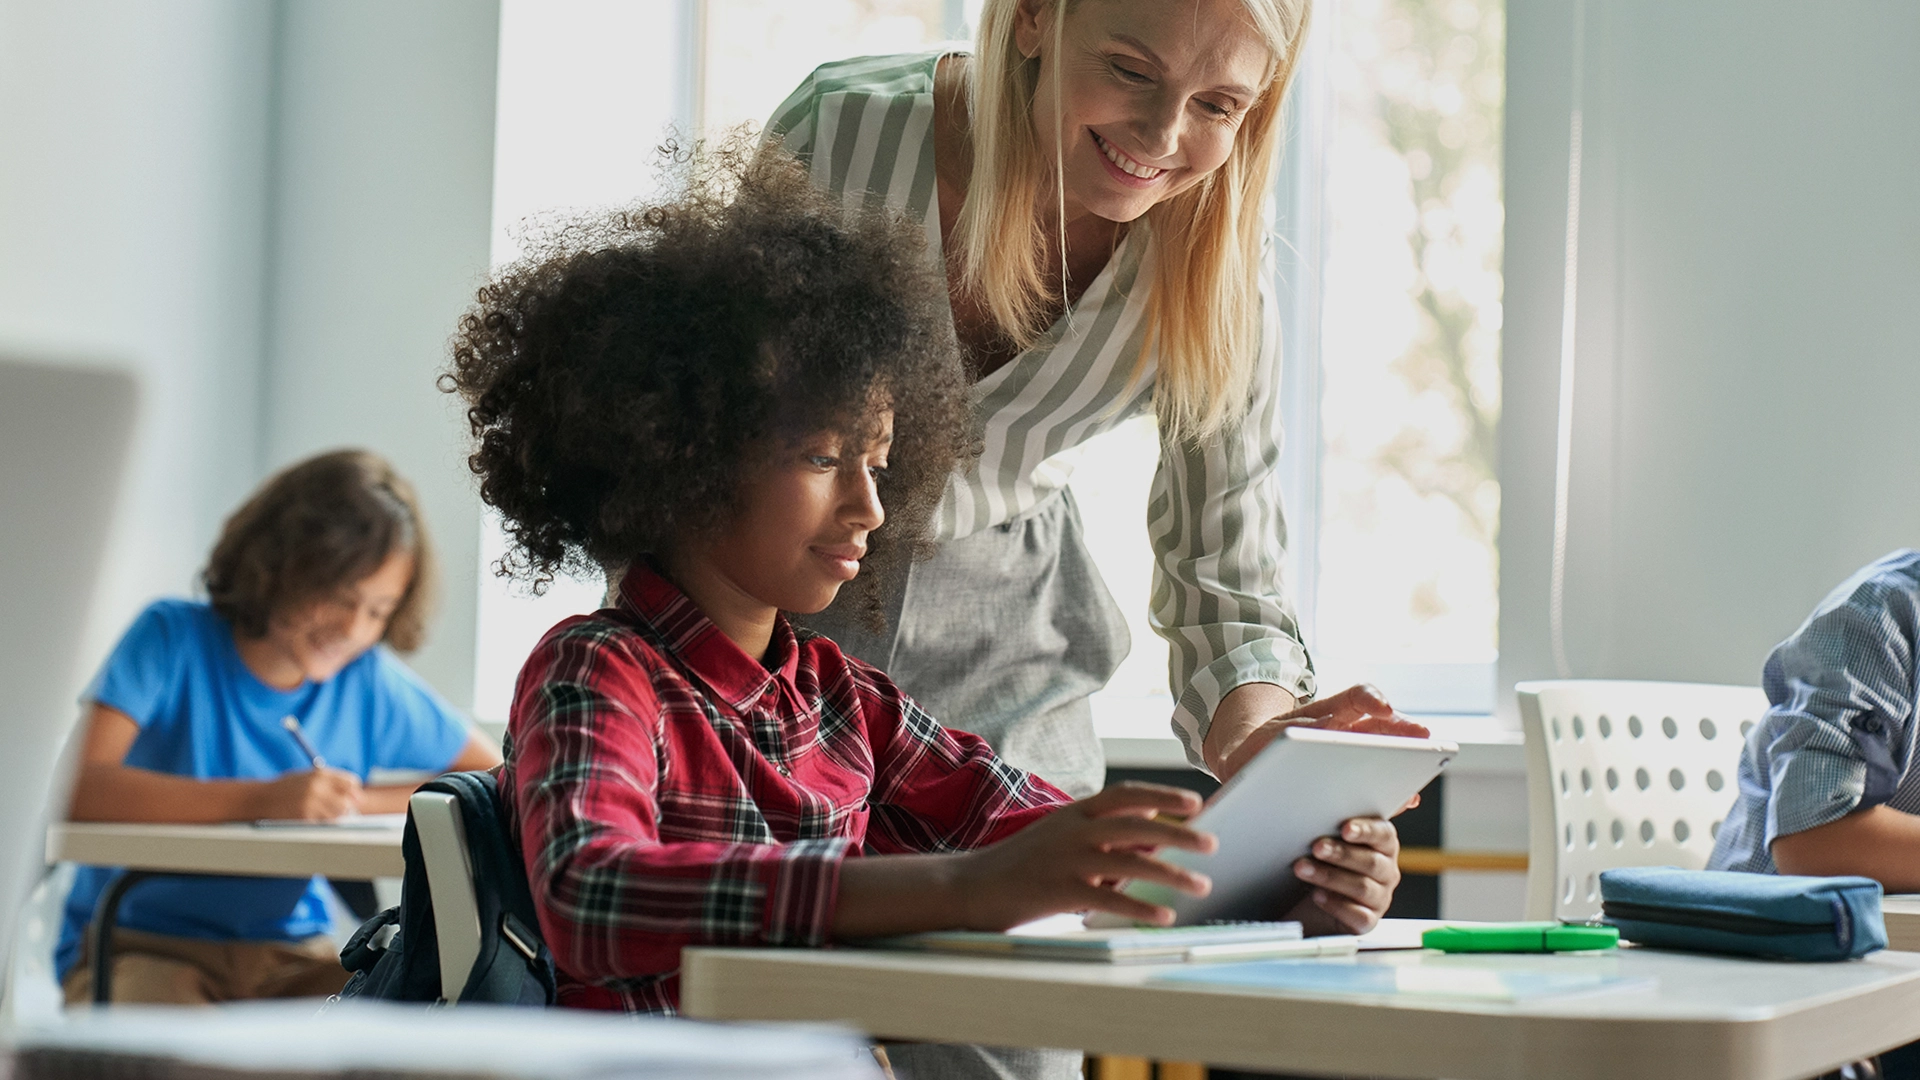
[
  {"x1": 422, "y1": 771, "x2": 558, "y2": 1005},
  {"x1": 338, "y1": 905, "x2": 400, "y2": 975}
]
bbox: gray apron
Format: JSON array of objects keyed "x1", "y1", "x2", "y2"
[
  {"x1": 797, "y1": 487, "x2": 1129, "y2": 800},
  {"x1": 801, "y1": 489, "x2": 1122, "y2": 1080}
]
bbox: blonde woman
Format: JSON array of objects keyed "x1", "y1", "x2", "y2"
[
  {"x1": 777, "y1": 0, "x2": 1419, "y2": 1015},
  {"x1": 769, "y1": 2, "x2": 1426, "y2": 1074}
]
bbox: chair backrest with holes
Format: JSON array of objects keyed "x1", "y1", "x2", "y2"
[{"x1": 1518, "y1": 680, "x2": 1767, "y2": 921}]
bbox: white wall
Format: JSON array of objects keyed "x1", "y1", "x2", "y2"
[
  {"x1": 0, "y1": 1, "x2": 501, "y2": 712},
  {"x1": 0, "y1": 0, "x2": 274, "y2": 684},
  {"x1": 262, "y1": 0, "x2": 500, "y2": 709},
  {"x1": 1500, "y1": 0, "x2": 1920, "y2": 712}
]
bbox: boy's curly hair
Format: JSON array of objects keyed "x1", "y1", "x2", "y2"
[{"x1": 444, "y1": 142, "x2": 971, "y2": 628}]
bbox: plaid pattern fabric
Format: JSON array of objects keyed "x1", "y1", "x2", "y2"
[
  {"x1": 499, "y1": 562, "x2": 1070, "y2": 1014},
  {"x1": 1709, "y1": 550, "x2": 1920, "y2": 873}
]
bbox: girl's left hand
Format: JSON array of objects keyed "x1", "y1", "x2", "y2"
[{"x1": 1284, "y1": 816, "x2": 1401, "y2": 935}]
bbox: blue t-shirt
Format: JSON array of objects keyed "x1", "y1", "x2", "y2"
[{"x1": 57, "y1": 599, "x2": 472, "y2": 977}]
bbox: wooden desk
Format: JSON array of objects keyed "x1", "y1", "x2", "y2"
[
  {"x1": 1884, "y1": 895, "x2": 1920, "y2": 952},
  {"x1": 681, "y1": 936, "x2": 1920, "y2": 1080},
  {"x1": 49, "y1": 821, "x2": 405, "y2": 880},
  {"x1": 49, "y1": 820, "x2": 407, "y2": 1004}
]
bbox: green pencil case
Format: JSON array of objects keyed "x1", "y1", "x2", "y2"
[{"x1": 1422, "y1": 921, "x2": 1619, "y2": 953}]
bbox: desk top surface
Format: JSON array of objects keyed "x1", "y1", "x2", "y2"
[
  {"x1": 681, "y1": 932, "x2": 1920, "y2": 1080},
  {"x1": 1883, "y1": 895, "x2": 1920, "y2": 951},
  {"x1": 48, "y1": 821, "x2": 404, "y2": 879}
]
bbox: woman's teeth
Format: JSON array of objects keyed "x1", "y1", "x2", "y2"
[{"x1": 1096, "y1": 134, "x2": 1164, "y2": 179}]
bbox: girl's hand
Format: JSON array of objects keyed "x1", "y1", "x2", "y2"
[
  {"x1": 1284, "y1": 816, "x2": 1401, "y2": 935},
  {"x1": 953, "y1": 782, "x2": 1217, "y2": 929}
]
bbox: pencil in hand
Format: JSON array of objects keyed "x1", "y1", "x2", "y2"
[{"x1": 281, "y1": 715, "x2": 326, "y2": 769}]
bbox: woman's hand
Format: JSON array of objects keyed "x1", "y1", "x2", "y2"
[
  {"x1": 1285, "y1": 816, "x2": 1402, "y2": 935},
  {"x1": 1206, "y1": 684, "x2": 1432, "y2": 782},
  {"x1": 953, "y1": 782, "x2": 1218, "y2": 929}
]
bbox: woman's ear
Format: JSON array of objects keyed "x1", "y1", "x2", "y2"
[{"x1": 1012, "y1": 0, "x2": 1053, "y2": 60}]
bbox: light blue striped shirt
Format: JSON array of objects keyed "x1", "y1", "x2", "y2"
[
  {"x1": 1708, "y1": 550, "x2": 1920, "y2": 873},
  {"x1": 765, "y1": 52, "x2": 1314, "y2": 765}
]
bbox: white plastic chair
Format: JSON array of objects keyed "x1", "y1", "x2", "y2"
[
  {"x1": 408, "y1": 790, "x2": 482, "y2": 1004},
  {"x1": 1518, "y1": 680, "x2": 1767, "y2": 921},
  {"x1": 2, "y1": 863, "x2": 74, "y2": 1023}
]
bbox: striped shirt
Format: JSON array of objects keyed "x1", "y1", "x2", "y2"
[
  {"x1": 1708, "y1": 550, "x2": 1920, "y2": 874},
  {"x1": 766, "y1": 51, "x2": 1313, "y2": 765}
]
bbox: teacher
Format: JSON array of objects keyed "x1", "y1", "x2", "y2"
[{"x1": 775, "y1": 0, "x2": 1424, "y2": 895}]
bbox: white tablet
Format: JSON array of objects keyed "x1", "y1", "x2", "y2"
[{"x1": 1110, "y1": 727, "x2": 1457, "y2": 926}]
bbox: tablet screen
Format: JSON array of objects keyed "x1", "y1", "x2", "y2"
[{"x1": 1119, "y1": 727, "x2": 1456, "y2": 926}]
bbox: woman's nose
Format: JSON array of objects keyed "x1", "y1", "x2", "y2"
[{"x1": 1134, "y1": 93, "x2": 1184, "y2": 159}]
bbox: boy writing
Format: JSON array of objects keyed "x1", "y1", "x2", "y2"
[{"x1": 62, "y1": 450, "x2": 501, "y2": 1005}]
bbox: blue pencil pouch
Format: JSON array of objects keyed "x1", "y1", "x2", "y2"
[{"x1": 1598, "y1": 866, "x2": 1886, "y2": 961}]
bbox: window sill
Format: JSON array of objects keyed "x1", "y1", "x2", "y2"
[{"x1": 1097, "y1": 709, "x2": 1524, "y2": 776}]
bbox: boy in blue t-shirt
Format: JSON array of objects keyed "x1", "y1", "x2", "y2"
[{"x1": 59, "y1": 450, "x2": 500, "y2": 1005}]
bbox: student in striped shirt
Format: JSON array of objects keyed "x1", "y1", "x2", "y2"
[
  {"x1": 765, "y1": 0, "x2": 1429, "y2": 810},
  {"x1": 447, "y1": 146, "x2": 1408, "y2": 1079}
]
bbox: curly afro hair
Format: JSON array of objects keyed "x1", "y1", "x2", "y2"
[{"x1": 445, "y1": 142, "x2": 972, "y2": 629}]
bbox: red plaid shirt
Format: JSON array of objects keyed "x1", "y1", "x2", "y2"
[{"x1": 500, "y1": 562, "x2": 1071, "y2": 1014}]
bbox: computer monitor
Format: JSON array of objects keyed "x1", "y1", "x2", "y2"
[{"x1": 0, "y1": 358, "x2": 138, "y2": 977}]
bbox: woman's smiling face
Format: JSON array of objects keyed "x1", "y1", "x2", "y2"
[{"x1": 1018, "y1": 0, "x2": 1273, "y2": 224}]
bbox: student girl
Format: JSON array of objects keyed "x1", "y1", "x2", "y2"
[
  {"x1": 59, "y1": 449, "x2": 501, "y2": 1006},
  {"x1": 447, "y1": 146, "x2": 1405, "y2": 1080},
  {"x1": 763, "y1": 0, "x2": 1427, "y2": 811}
]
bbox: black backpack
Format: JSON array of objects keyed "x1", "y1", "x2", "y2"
[{"x1": 336, "y1": 770, "x2": 557, "y2": 1005}]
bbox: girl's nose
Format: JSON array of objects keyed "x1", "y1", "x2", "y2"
[{"x1": 846, "y1": 470, "x2": 885, "y2": 530}]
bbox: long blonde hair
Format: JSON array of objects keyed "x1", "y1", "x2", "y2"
[{"x1": 953, "y1": 0, "x2": 1310, "y2": 442}]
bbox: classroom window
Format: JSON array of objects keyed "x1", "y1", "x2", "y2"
[
  {"x1": 1079, "y1": 0, "x2": 1506, "y2": 729},
  {"x1": 472, "y1": 0, "x2": 967, "y2": 722},
  {"x1": 1309, "y1": 0, "x2": 1504, "y2": 713},
  {"x1": 696, "y1": 0, "x2": 965, "y2": 136},
  {"x1": 472, "y1": 0, "x2": 1506, "y2": 726}
]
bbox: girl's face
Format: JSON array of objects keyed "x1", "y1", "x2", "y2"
[
  {"x1": 262, "y1": 548, "x2": 414, "y2": 685},
  {"x1": 1019, "y1": 0, "x2": 1272, "y2": 224},
  {"x1": 692, "y1": 415, "x2": 893, "y2": 625}
]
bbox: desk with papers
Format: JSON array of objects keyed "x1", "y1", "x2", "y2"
[
  {"x1": 46, "y1": 820, "x2": 407, "y2": 1004},
  {"x1": 682, "y1": 923, "x2": 1920, "y2": 1080},
  {"x1": 48, "y1": 819, "x2": 406, "y2": 880}
]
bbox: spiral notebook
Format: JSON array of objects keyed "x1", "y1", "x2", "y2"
[{"x1": 876, "y1": 915, "x2": 1354, "y2": 964}]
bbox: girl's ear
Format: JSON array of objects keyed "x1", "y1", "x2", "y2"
[{"x1": 1012, "y1": 0, "x2": 1053, "y2": 60}]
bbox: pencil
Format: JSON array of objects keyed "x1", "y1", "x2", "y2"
[{"x1": 281, "y1": 715, "x2": 326, "y2": 769}]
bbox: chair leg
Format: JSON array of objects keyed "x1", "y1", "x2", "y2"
[{"x1": 85, "y1": 870, "x2": 157, "y2": 1005}]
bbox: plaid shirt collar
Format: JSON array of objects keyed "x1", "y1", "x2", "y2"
[{"x1": 617, "y1": 561, "x2": 802, "y2": 712}]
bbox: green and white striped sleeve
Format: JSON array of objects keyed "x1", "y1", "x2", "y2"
[
  {"x1": 1149, "y1": 277, "x2": 1315, "y2": 770},
  {"x1": 763, "y1": 54, "x2": 934, "y2": 173}
]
